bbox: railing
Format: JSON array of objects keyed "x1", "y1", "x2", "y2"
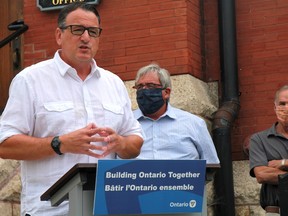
[{"x1": 0, "y1": 20, "x2": 28, "y2": 48}]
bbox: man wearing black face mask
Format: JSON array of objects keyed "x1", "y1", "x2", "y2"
[{"x1": 132, "y1": 63, "x2": 219, "y2": 164}]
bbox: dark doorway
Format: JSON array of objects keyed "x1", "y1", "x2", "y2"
[{"x1": 0, "y1": 0, "x2": 24, "y2": 113}]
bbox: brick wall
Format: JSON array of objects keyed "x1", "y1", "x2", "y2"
[
  {"x1": 24, "y1": 1, "x2": 58, "y2": 66},
  {"x1": 97, "y1": 0, "x2": 203, "y2": 80},
  {"x1": 23, "y1": 0, "x2": 202, "y2": 81},
  {"x1": 233, "y1": 0, "x2": 288, "y2": 159},
  {"x1": 203, "y1": 0, "x2": 288, "y2": 160},
  {"x1": 202, "y1": 0, "x2": 220, "y2": 82}
]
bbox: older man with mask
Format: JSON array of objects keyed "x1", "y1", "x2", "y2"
[
  {"x1": 132, "y1": 63, "x2": 219, "y2": 164},
  {"x1": 249, "y1": 85, "x2": 288, "y2": 215}
]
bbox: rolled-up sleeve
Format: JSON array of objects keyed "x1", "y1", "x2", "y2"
[{"x1": 0, "y1": 73, "x2": 35, "y2": 143}]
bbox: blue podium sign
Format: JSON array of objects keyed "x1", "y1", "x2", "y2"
[{"x1": 93, "y1": 160, "x2": 206, "y2": 215}]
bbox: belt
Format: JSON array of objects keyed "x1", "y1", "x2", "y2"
[{"x1": 265, "y1": 206, "x2": 280, "y2": 214}]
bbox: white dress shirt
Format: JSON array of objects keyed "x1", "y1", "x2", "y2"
[{"x1": 0, "y1": 50, "x2": 143, "y2": 216}]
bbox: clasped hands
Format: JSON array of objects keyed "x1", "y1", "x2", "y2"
[
  {"x1": 59, "y1": 123, "x2": 124, "y2": 158},
  {"x1": 268, "y1": 159, "x2": 288, "y2": 171}
]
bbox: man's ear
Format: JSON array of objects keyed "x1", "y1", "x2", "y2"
[
  {"x1": 163, "y1": 87, "x2": 171, "y2": 100},
  {"x1": 274, "y1": 102, "x2": 278, "y2": 111},
  {"x1": 55, "y1": 28, "x2": 62, "y2": 46}
]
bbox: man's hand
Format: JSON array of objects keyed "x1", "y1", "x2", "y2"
[
  {"x1": 59, "y1": 123, "x2": 109, "y2": 158},
  {"x1": 59, "y1": 123, "x2": 142, "y2": 159},
  {"x1": 268, "y1": 160, "x2": 283, "y2": 169}
]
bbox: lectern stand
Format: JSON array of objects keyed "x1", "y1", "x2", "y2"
[
  {"x1": 41, "y1": 163, "x2": 219, "y2": 216},
  {"x1": 41, "y1": 163, "x2": 97, "y2": 216}
]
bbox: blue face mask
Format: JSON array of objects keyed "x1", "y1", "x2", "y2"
[{"x1": 136, "y1": 88, "x2": 165, "y2": 115}]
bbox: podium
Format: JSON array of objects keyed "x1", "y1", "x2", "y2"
[
  {"x1": 41, "y1": 162, "x2": 220, "y2": 216},
  {"x1": 41, "y1": 163, "x2": 97, "y2": 216}
]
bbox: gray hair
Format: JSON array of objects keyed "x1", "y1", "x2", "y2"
[
  {"x1": 274, "y1": 85, "x2": 288, "y2": 104},
  {"x1": 135, "y1": 63, "x2": 171, "y2": 89}
]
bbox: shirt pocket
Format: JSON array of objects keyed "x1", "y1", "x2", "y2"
[
  {"x1": 44, "y1": 101, "x2": 74, "y2": 112},
  {"x1": 38, "y1": 101, "x2": 75, "y2": 134},
  {"x1": 102, "y1": 103, "x2": 124, "y2": 131}
]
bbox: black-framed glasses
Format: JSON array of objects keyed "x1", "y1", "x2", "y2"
[
  {"x1": 60, "y1": 25, "x2": 102, "y2": 38},
  {"x1": 133, "y1": 83, "x2": 163, "y2": 90}
]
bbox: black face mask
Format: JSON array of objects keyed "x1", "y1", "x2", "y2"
[{"x1": 136, "y1": 88, "x2": 165, "y2": 115}]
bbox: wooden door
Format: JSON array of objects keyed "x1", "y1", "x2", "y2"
[{"x1": 0, "y1": 0, "x2": 23, "y2": 113}]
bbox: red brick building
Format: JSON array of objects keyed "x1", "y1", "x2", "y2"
[{"x1": 1, "y1": 0, "x2": 288, "y2": 215}]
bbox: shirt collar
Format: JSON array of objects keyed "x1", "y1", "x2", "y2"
[
  {"x1": 266, "y1": 122, "x2": 284, "y2": 138},
  {"x1": 267, "y1": 123, "x2": 277, "y2": 136},
  {"x1": 135, "y1": 103, "x2": 177, "y2": 121},
  {"x1": 54, "y1": 50, "x2": 100, "y2": 78}
]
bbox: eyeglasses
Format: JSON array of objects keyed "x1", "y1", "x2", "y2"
[
  {"x1": 60, "y1": 25, "x2": 102, "y2": 38},
  {"x1": 277, "y1": 101, "x2": 288, "y2": 107},
  {"x1": 133, "y1": 83, "x2": 163, "y2": 90}
]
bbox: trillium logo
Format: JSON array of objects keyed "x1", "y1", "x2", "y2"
[{"x1": 189, "y1": 200, "x2": 196, "y2": 208}]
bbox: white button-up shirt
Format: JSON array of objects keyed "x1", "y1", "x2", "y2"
[{"x1": 0, "y1": 50, "x2": 143, "y2": 215}]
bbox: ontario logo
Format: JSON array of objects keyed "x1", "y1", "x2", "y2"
[
  {"x1": 170, "y1": 200, "x2": 197, "y2": 208},
  {"x1": 189, "y1": 200, "x2": 197, "y2": 208}
]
